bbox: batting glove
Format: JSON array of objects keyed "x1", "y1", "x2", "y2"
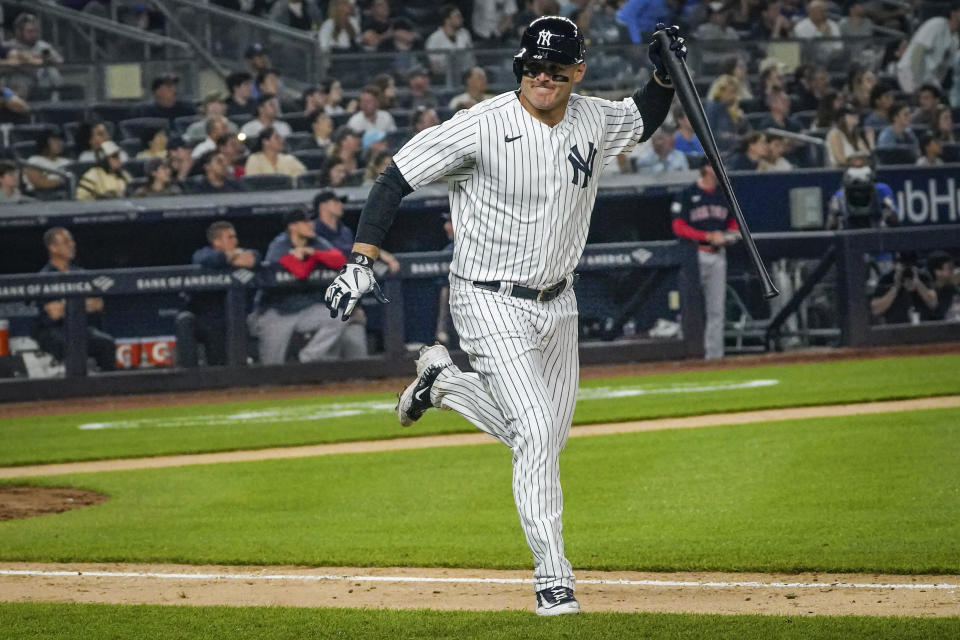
[
  {"x1": 324, "y1": 253, "x2": 389, "y2": 321},
  {"x1": 648, "y1": 24, "x2": 687, "y2": 84}
]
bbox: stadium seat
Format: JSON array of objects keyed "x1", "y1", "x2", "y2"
[
  {"x1": 941, "y1": 142, "x2": 960, "y2": 163},
  {"x1": 874, "y1": 145, "x2": 918, "y2": 166},
  {"x1": 793, "y1": 110, "x2": 817, "y2": 129},
  {"x1": 331, "y1": 112, "x2": 351, "y2": 129},
  {"x1": 34, "y1": 104, "x2": 87, "y2": 126},
  {"x1": 228, "y1": 113, "x2": 252, "y2": 128},
  {"x1": 391, "y1": 109, "x2": 412, "y2": 129},
  {"x1": 122, "y1": 158, "x2": 150, "y2": 179},
  {"x1": 10, "y1": 123, "x2": 60, "y2": 144},
  {"x1": 12, "y1": 141, "x2": 35, "y2": 159},
  {"x1": 295, "y1": 170, "x2": 326, "y2": 189},
  {"x1": 119, "y1": 139, "x2": 143, "y2": 157},
  {"x1": 283, "y1": 111, "x2": 310, "y2": 132},
  {"x1": 241, "y1": 173, "x2": 294, "y2": 191},
  {"x1": 292, "y1": 149, "x2": 328, "y2": 170},
  {"x1": 65, "y1": 161, "x2": 96, "y2": 178},
  {"x1": 89, "y1": 103, "x2": 141, "y2": 124},
  {"x1": 174, "y1": 115, "x2": 202, "y2": 135},
  {"x1": 284, "y1": 132, "x2": 314, "y2": 151},
  {"x1": 119, "y1": 117, "x2": 171, "y2": 141}
]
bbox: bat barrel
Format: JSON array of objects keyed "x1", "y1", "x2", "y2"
[{"x1": 654, "y1": 30, "x2": 779, "y2": 299}]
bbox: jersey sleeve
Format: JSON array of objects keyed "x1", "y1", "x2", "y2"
[
  {"x1": 393, "y1": 110, "x2": 478, "y2": 189},
  {"x1": 596, "y1": 96, "x2": 645, "y2": 163}
]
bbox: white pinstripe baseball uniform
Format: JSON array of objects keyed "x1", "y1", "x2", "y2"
[{"x1": 392, "y1": 90, "x2": 645, "y2": 591}]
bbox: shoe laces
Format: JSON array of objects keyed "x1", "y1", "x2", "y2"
[{"x1": 549, "y1": 586, "x2": 570, "y2": 602}]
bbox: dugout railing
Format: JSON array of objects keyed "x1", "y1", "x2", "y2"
[{"x1": 0, "y1": 240, "x2": 703, "y2": 403}]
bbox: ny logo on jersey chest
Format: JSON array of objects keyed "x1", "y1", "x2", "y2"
[{"x1": 567, "y1": 142, "x2": 597, "y2": 188}]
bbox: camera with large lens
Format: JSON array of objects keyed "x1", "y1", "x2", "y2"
[{"x1": 842, "y1": 166, "x2": 878, "y2": 229}]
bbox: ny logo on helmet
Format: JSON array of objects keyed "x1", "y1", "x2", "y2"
[
  {"x1": 537, "y1": 30, "x2": 553, "y2": 46},
  {"x1": 568, "y1": 142, "x2": 597, "y2": 188}
]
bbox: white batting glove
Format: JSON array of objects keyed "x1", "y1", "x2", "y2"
[{"x1": 324, "y1": 253, "x2": 389, "y2": 321}]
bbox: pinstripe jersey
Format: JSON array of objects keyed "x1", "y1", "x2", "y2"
[{"x1": 393, "y1": 91, "x2": 645, "y2": 287}]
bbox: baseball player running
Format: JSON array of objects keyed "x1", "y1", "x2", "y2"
[{"x1": 325, "y1": 17, "x2": 685, "y2": 615}]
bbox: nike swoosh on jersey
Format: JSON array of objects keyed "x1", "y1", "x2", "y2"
[{"x1": 504, "y1": 134, "x2": 523, "y2": 143}]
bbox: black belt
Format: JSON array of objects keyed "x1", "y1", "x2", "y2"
[{"x1": 472, "y1": 277, "x2": 571, "y2": 302}]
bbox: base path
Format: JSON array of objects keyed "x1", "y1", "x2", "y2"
[{"x1": 1, "y1": 562, "x2": 958, "y2": 617}]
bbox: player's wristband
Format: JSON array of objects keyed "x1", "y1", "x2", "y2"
[{"x1": 349, "y1": 252, "x2": 375, "y2": 269}]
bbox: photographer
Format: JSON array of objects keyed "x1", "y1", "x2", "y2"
[
  {"x1": 870, "y1": 252, "x2": 935, "y2": 324},
  {"x1": 826, "y1": 154, "x2": 899, "y2": 230}
]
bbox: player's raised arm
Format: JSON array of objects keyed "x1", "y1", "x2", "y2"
[{"x1": 634, "y1": 25, "x2": 687, "y2": 143}]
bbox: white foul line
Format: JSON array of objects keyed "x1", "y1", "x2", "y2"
[{"x1": 0, "y1": 569, "x2": 956, "y2": 591}]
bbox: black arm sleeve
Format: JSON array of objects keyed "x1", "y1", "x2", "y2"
[
  {"x1": 633, "y1": 76, "x2": 675, "y2": 143},
  {"x1": 354, "y1": 161, "x2": 414, "y2": 248}
]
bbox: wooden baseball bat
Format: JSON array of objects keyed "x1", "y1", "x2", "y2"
[{"x1": 654, "y1": 30, "x2": 779, "y2": 299}]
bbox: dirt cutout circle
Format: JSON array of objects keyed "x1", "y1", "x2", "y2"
[{"x1": 0, "y1": 486, "x2": 108, "y2": 521}]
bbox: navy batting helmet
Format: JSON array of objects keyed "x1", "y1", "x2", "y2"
[{"x1": 513, "y1": 16, "x2": 585, "y2": 83}]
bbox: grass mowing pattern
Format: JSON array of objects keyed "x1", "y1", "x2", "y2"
[
  {"x1": 2, "y1": 603, "x2": 959, "y2": 640},
  {"x1": 1, "y1": 354, "x2": 959, "y2": 466},
  {"x1": 2, "y1": 409, "x2": 957, "y2": 574}
]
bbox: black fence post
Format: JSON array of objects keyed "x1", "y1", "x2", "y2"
[
  {"x1": 225, "y1": 283, "x2": 248, "y2": 367},
  {"x1": 677, "y1": 241, "x2": 705, "y2": 359},
  {"x1": 63, "y1": 296, "x2": 88, "y2": 377}
]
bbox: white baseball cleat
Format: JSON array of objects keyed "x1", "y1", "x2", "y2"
[
  {"x1": 535, "y1": 586, "x2": 580, "y2": 616},
  {"x1": 396, "y1": 344, "x2": 453, "y2": 427}
]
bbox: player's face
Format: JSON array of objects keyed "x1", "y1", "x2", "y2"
[{"x1": 519, "y1": 61, "x2": 585, "y2": 113}]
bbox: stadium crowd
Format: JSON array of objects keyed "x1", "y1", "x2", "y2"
[{"x1": 0, "y1": 1, "x2": 959, "y2": 204}]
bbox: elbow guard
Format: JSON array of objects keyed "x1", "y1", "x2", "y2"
[{"x1": 354, "y1": 161, "x2": 413, "y2": 248}]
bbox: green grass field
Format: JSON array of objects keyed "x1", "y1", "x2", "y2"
[
  {"x1": 2, "y1": 603, "x2": 958, "y2": 640},
  {"x1": 2, "y1": 354, "x2": 959, "y2": 638},
  {"x1": 2, "y1": 353, "x2": 959, "y2": 466}
]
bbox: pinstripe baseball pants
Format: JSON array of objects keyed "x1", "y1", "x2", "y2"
[{"x1": 432, "y1": 276, "x2": 579, "y2": 591}]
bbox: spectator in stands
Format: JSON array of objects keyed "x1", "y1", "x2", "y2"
[
  {"x1": 918, "y1": 251, "x2": 959, "y2": 321},
  {"x1": 225, "y1": 71, "x2": 255, "y2": 116},
  {"x1": 672, "y1": 105, "x2": 704, "y2": 154},
  {"x1": 826, "y1": 104, "x2": 871, "y2": 167},
  {"x1": 346, "y1": 86, "x2": 396, "y2": 134},
  {"x1": 76, "y1": 141, "x2": 130, "y2": 200},
  {"x1": 76, "y1": 120, "x2": 127, "y2": 164},
  {"x1": 929, "y1": 105, "x2": 956, "y2": 142},
  {"x1": 571, "y1": 0, "x2": 629, "y2": 45},
  {"x1": 317, "y1": 0, "x2": 360, "y2": 52},
  {"x1": 191, "y1": 115, "x2": 231, "y2": 159},
  {"x1": 268, "y1": 0, "x2": 322, "y2": 30},
  {"x1": 721, "y1": 56, "x2": 753, "y2": 102},
  {"x1": 168, "y1": 136, "x2": 194, "y2": 183},
  {"x1": 705, "y1": 75, "x2": 747, "y2": 154},
  {"x1": 793, "y1": 0, "x2": 843, "y2": 64},
  {"x1": 870, "y1": 252, "x2": 934, "y2": 324},
  {"x1": 320, "y1": 157, "x2": 350, "y2": 187},
  {"x1": 749, "y1": 0, "x2": 792, "y2": 39},
  {"x1": 24, "y1": 130, "x2": 70, "y2": 192},
  {"x1": 320, "y1": 78, "x2": 356, "y2": 115},
  {"x1": 632, "y1": 129, "x2": 689, "y2": 174},
  {"x1": 862, "y1": 83, "x2": 894, "y2": 140},
  {"x1": 361, "y1": 129, "x2": 389, "y2": 164},
  {"x1": 726, "y1": 132, "x2": 768, "y2": 171},
  {"x1": 759, "y1": 133, "x2": 793, "y2": 170},
  {"x1": 756, "y1": 58, "x2": 786, "y2": 100},
  {"x1": 896, "y1": 4, "x2": 960, "y2": 93},
  {"x1": 399, "y1": 67, "x2": 438, "y2": 110},
  {"x1": 302, "y1": 86, "x2": 325, "y2": 114},
  {"x1": 911, "y1": 84, "x2": 944, "y2": 128},
  {"x1": 33, "y1": 227, "x2": 115, "y2": 372},
  {"x1": 694, "y1": 2, "x2": 739, "y2": 40},
  {"x1": 449, "y1": 67, "x2": 493, "y2": 111},
  {"x1": 193, "y1": 150, "x2": 248, "y2": 193},
  {"x1": 757, "y1": 88, "x2": 803, "y2": 134},
  {"x1": 615, "y1": 0, "x2": 685, "y2": 44},
  {"x1": 411, "y1": 106, "x2": 441, "y2": 135},
  {"x1": 135, "y1": 125, "x2": 169, "y2": 159},
  {"x1": 177, "y1": 221, "x2": 260, "y2": 367},
  {"x1": 813, "y1": 90, "x2": 842, "y2": 129},
  {"x1": 0, "y1": 161, "x2": 33, "y2": 204},
  {"x1": 364, "y1": 149, "x2": 393, "y2": 183},
  {"x1": 360, "y1": 0, "x2": 393, "y2": 51},
  {"x1": 839, "y1": 0, "x2": 874, "y2": 58},
  {"x1": 880, "y1": 37, "x2": 907, "y2": 78},
  {"x1": 216, "y1": 133, "x2": 247, "y2": 178},
  {"x1": 377, "y1": 17, "x2": 421, "y2": 74},
  {"x1": 916, "y1": 134, "x2": 944, "y2": 166},
  {"x1": 876, "y1": 102, "x2": 920, "y2": 155},
  {"x1": 245, "y1": 126, "x2": 307, "y2": 178},
  {"x1": 313, "y1": 189, "x2": 399, "y2": 269},
  {"x1": 327, "y1": 126, "x2": 361, "y2": 172},
  {"x1": 139, "y1": 74, "x2": 195, "y2": 120},
  {"x1": 791, "y1": 64, "x2": 830, "y2": 113},
  {"x1": 845, "y1": 65, "x2": 876, "y2": 112},
  {"x1": 184, "y1": 92, "x2": 235, "y2": 145},
  {"x1": 134, "y1": 157, "x2": 183, "y2": 197},
  {"x1": 244, "y1": 44, "x2": 271, "y2": 100},
  {"x1": 303, "y1": 109, "x2": 334, "y2": 150},
  {"x1": 8, "y1": 13, "x2": 63, "y2": 90},
  {"x1": 251, "y1": 207, "x2": 358, "y2": 364},
  {"x1": 0, "y1": 78, "x2": 29, "y2": 123},
  {"x1": 241, "y1": 94, "x2": 292, "y2": 139},
  {"x1": 256, "y1": 69, "x2": 281, "y2": 104},
  {"x1": 473, "y1": 0, "x2": 518, "y2": 45},
  {"x1": 426, "y1": 5, "x2": 474, "y2": 78},
  {"x1": 370, "y1": 73, "x2": 398, "y2": 110}
]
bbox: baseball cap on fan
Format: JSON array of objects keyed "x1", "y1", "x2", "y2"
[
  {"x1": 245, "y1": 43, "x2": 267, "y2": 59},
  {"x1": 283, "y1": 205, "x2": 314, "y2": 226}
]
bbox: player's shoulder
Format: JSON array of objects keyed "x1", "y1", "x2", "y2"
[
  {"x1": 568, "y1": 91, "x2": 637, "y2": 116},
  {"x1": 457, "y1": 91, "x2": 520, "y2": 118}
]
